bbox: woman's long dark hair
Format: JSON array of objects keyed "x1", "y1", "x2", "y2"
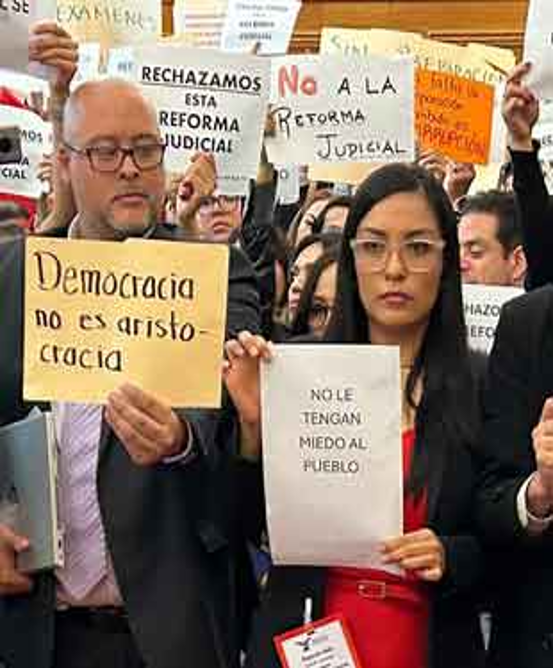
[
  {"x1": 325, "y1": 163, "x2": 478, "y2": 497},
  {"x1": 290, "y1": 246, "x2": 340, "y2": 337}
]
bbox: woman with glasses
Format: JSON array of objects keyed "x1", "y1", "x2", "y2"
[{"x1": 223, "y1": 163, "x2": 486, "y2": 668}]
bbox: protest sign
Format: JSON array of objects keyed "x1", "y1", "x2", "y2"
[
  {"x1": 524, "y1": 0, "x2": 553, "y2": 100},
  {"x1": 24, "y1": 238, "x2": 229, "y2": 407},
  {"x1": 275, "y1": 164, "x2": 300, "y2": 204},
  {"x1": 56, "y1": 0, "x2": 160, "y2": 48},
  {"x1": 462, "y1": 284, "x2": 524, "y2": 354},
  {"x1": 0, "y1": 0, "x2": 55, "y2": 75},
  {"x1": 221, "y1": 0, "x2": 301, "y2": 55},
  {"x1": 106, "y1": 45, "x2": 134, "y2": 79},
  {"x1": 174, "y1": 0, "x2": 228, "y2": 50},
  {"x1": 265, "y1": 54, "x2": 415, "y2": 166},
  {"x1": 466, "y1": 43, "x2": 515, "y2": 75},
  {"x1": 71, "y1": 42, "x2": 102, "y2": 89},
  {"x1": 0, "y1": 68, "x2": 48, "y2": 104},
  {"x1": 415, "y1": 69, "x2": 495, "y2": 165},
  {"x1": 0, "y1": 105, "x2": 51, "y2": 197},
  {"x1": 535, "y1": 101, "x2": 554, "y2": 160},
  {"x1": 133, "y1": 45, "x2": 270, "y2": 194},
  {"x1": 320, "y1": 28, "x2": 508, "y2": 87},
  {"x1": 261, "y1": 345, "x2": 402, "y2": 569}
]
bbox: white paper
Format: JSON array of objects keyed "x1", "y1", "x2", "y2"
[
  {"x1": 261, "y1": 344, "x2": 403, "y2": 569},
  {"x1": 462, "y1": 284, "x2": 524, "y2": 354},
  {"x1": 133, "y1": 45, "x2": 270, "y2": 194},
  {"x1": 524, "y1": 0, "x2": 553, "y2": 100},
  {"x1": 265, "y1": 54, "x2": 415, "y2": 166},
  {"x1": 175, "y1": 0, "x2": 228, "y2": 50},
  {"x1": 276, "y1": 164, "x2": 300, "y2": 204},
  {"x1": 106, "y1": 46, "x2": 135, "y2": 79},
  {"x1": 0, "y1": 105, "x2": 52, "y2": 197},
  {"x1": 221, "y1": 0, "x2": 301, "y2": 55},
  {"x1": 0, "y1": 68, "x2": 48, "y2": 105},
  {"x1": 535, "y1": 98, "x2": 553, "y2": 193},
  {"x1": 71, "y1": 42, "x2": 102, "y2": 89},
  {"x1": 0, "y1": 0, "x2": 55, "y2": 75}
]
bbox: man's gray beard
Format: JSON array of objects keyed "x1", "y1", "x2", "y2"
[{"x1": 106, "y1": 199, "x2": 160, "y2": 239}]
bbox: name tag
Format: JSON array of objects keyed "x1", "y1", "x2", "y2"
[{"x1": 274, "y1": 614, "x2": 362, "y2": 668}]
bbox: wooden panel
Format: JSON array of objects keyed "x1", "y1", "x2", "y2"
[{"x1": 291, "y1": 0, "x2": 529, "y2": 55}]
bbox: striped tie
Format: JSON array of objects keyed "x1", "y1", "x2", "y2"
[{"x1": 55, "y1": 403, "x2": 106, "y2": 600}]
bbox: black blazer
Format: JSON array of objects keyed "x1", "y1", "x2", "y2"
[
  {"x1": 0, "y1": 226, "x2": 261, "y2": 668},
  {"x1": 242, "y1": 352, "x2": 487, "y2": 668},
  {"x1": 475, "y1": 285, "x2": 553, "y2": 668}
]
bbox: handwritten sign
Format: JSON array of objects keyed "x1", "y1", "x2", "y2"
[
  {"x1": 536, "y1": 99, "x2": 553, "y2": 193},
  {"x1": 133, "y1": 45, "x2": 270, "y2": 195},
  {"x1": 320, "y1": 28, "x2": 510, "y2": 86},
  {"x1": 266, "y1": 54, "x2": 415, "y2": 166},
  {"x1": 24, "y1": 238, "x2": 229, "y2": 407},
  {"x1": 261, "y1": 345, "x2": 402, "y2": 569},
  {"x1": 106, "y1": 45, "x2": 134, "y2": 79},
  {"x1": 56, "y1": 0, "x2": 160, "y2": 48},
  {"x1": 462, "y1": 284, "x2": 524, "y2": 354},
  {"x1": 0, "y1": 105, "x2": 52, "y2": 197},
  {"x1": 0, "y1": 0, "x2": 55, "y2": 74},
  {"x1": 415, "y1": 69, "x2": 495, "y2": 165},
  {"x1": 524, "y1": 0, "x2": 553, "y2": 100},
  {"x1": 174, "y1": 0, "x2": 228, "y2": 50},
  {"x1": 221, "y1": 0, "x2": 301, "y2": 55}
]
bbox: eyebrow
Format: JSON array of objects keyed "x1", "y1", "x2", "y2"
[{"x1": 82, "y1": 133, "x2": 161, "y2": 145}]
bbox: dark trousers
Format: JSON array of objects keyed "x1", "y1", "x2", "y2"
[{"x1": 54, "y1": 610, "x2": 146, "y2": 668}]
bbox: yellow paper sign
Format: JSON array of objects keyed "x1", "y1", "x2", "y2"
[
  {"x1": 24, "y1": 237, "x2": 229, "y2": 408},
  {"x1": 415, "y1": 69, "x2": 494, "y2": 165}
]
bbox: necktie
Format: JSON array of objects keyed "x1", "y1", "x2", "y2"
[{"x1": 55, "y1": 403, "x2": 106, "y2": 600}]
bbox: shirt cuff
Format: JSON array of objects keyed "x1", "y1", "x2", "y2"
[
  {"x1": 163, "y1": 420, "x2": 195, "y2": 465},
  {"x1": 516, "y1": 474, "x2": 553, "y2": 531}
]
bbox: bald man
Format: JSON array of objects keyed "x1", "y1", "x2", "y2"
[{"x1": 0, "y1": 27, "x2": 260, "y2": 668}]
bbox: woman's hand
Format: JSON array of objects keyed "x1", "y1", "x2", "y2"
[
  {"x1": 223, "y1": 331, "x2": 274, "y2": 460},
  {"x1": 381, "y1": 528, "x2": 446, "y2": 582}
]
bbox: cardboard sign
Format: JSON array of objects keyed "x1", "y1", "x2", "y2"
[
  {"x1": 0, "y1": 0, "x2": 55, "y2": 75},
  {"x1": 56, "y1": 0, "x2": 161, "y2": 48},
  {"x1": 221, "y1": 0, "x2": 301, "y2": 55},
  {"x1": 133, "y1": 45, "x2": 270, "y2": 195},
  {"x1": 24, "y1": 238, "x2": 229, "y2": 407},
  {"x1": 0, "y1": 105, "x2": 52, "y2": 197},
  {"x1": 415, "y1": 69, "x2": 495, "y2": 165},
  {"x1": 524, "y1": 0, "x2": 553, "y2": 100},
  {"x1": 261, "y1": 345, "x2": 402, "y2": 569},
  {"x1": 462, "y1": 284, "x2": 524, "y2": 354},
  {"x1": 266, "y1": 54, "x2": 415, "y2": 166}
]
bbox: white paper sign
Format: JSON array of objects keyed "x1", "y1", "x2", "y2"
[
  {"x1": 175, "y1": 0, "x2": 228, "y2": 50},
  {"x1": 524, "y1": 0, "x2": 553, "y2": 100},
  {"x1": 133, "y1": 46, "x2": 270, "y2": 194},
  {"x1": 0, "y1": 0, "x2": 55, "y2": 75},
  {"x1": 265, "y1": 54, "x2": 415, "y2": 166},
  {"x1": 261, "y1": 345, "x2": 402, "y2": 569},
  {"x1": 221, "y1": 0, "x2": 301, "y2": 55},
  {"x1": 0, "y1": 105, "x2": 52, "y2": 197},
  {"x1": 71, "y1": 42, "x2": 101, "y2": 89},
  {"x1": 462, "y1": 284, "x2": 524, "y2": 354},
  {"x1": 106, "y1": 46, "x2": 134, "y2": 79},
  {"x1": 534, "y1": 101, "x2": 554, "y2": 160},
  {"x1": 276, "y1": 163, "x2": 300, "y2": 204}
]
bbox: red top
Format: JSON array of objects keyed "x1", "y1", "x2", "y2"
[{"x1": 324, "y1": 430, "x2": 430, "y2": 668}]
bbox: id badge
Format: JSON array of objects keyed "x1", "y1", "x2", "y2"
[{"x1": 274, "y1": 614, "x2": 363, "y2": 668}]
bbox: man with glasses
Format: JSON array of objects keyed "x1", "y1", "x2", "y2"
[{"x1": 0, "y1": 41, "x2": 260, "y2": 668}]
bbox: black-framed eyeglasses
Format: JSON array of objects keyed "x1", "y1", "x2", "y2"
[{"x1": 64, "y1": 140, "x2": 166, "y2": 173}]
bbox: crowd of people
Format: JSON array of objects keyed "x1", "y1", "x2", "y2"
[{"x1": 0, "y1": 19, "x2": 552, "y2": 668}]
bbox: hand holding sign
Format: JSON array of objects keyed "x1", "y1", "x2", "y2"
[
  {"x1": 223, "y1": 330, "x2": 274, "y2": 461},
  {"x1": 105, "y1": 383, "x2": 188, "y2": 466},
  {"x1": 502, "y1": 62, "x2": 540, "y2": 151},
  {"x1": 0, "y1": 524, "x2": 32, "y2": 596},
  {"x1": 381, "y1": 528, "x2": 446, "y2": 582},
  {"x1": 28, "y1": 21, "x2": 78, "y2": 95},
  {"x1": 532, "y1": 397, "x2": 554, "y2": 498}
]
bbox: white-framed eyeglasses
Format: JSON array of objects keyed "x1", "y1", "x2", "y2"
[{"x1": 349, "y1": 237, "x2": 446, "y2": 273}]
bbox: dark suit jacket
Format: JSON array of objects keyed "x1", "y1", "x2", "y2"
[
  {"x1": 0, "y1": 225, "x2": 261, "y2": 668},
  {"x1": 242, "y1": 353, "x2": 487, "y2": 668},
  {"x1": 476, "y1": 285, "x2": 553, "y2": 668}
]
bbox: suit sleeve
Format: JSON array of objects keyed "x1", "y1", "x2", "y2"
[
  {"x1": 511, "y1": 143, "x2": 553, "y2": 290},
  {"x1": 475, "y1": 298, "x2": 539, "y2": 545}
]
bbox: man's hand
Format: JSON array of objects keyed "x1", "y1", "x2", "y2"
[
  {"x1": 381, "y1": 528, "x2": 446, "y2": 582},
  {"x1": 444, "y1": 161, "x2": 476, "y2": 207},
  {"x1": 105, "y1": 384, "x2": 188, "y2": 466},
  {"x1": 527, "y1": 397, "x2": 554, "y2": 518},
  {"x1": 0, "y1": 525, "x2": 32, "y2": 596},
  {"x1": 502, "y1": 62, "x2": 540, "y2": 152},
  {"x1": 176, "y1": 152, "x2": 217, "y2": 227},
  {"x1": 28, "y1": 21, "x2": 78, "y2": 97},
  {"x1": 416, "y1": 149, "x2": 448, "y2": 184}
]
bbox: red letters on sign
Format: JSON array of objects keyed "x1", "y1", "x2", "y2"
[{"x1": 278, "y1": 65, "x2": 318, "y2": 98}]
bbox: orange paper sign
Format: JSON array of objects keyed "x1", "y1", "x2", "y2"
[{"x1": 415, "y1": 69, "x2": 494, "y2": 165}]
